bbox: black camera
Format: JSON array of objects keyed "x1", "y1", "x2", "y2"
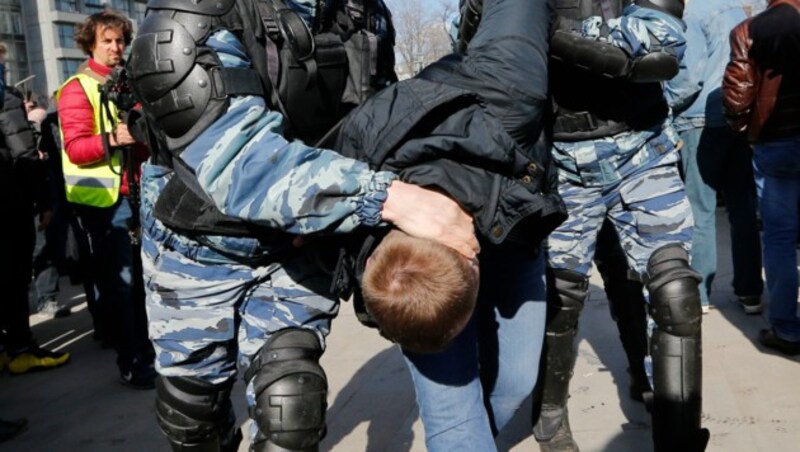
[{"x1": 99, "y1": 66, "x2": 137, "y2": 114}]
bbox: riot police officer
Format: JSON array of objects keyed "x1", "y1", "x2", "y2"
[
  {"x1": 127, "y1": 0, "x2": 481, "y2": 450},
  {"x1": 532, "y1": 1, "x2": 709, "y2": 451}
]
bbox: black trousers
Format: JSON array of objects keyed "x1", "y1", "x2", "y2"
[{"x1": 0, "y1": 203, "x2": 36, "y2": 351}]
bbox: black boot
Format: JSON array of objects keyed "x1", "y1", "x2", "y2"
[
  {"x1": 537, "y1": 410, "x2": 580, "y2": 452},
  {"x1": 532, "y1": 269, "x2": 588, "y2": 447}
]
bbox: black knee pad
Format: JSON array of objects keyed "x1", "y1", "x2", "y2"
[
  {"x1": 645, "y1": 245, "x2": 707, "y2": 451},
  {"x1": 646, "y1": 244, "x2": 702, "y2": 337},
  {"x1": 546, "y1": 268, "x2": 589, "y2": 333},
  {"x1": 155, "y1": 376, "x2": 239, "y2": 451},
  {"x1": 247, "y1": 329, "x2": 327, "y2": 451}
]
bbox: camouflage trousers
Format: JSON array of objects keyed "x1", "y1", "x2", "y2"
[
  {"x1": 547, "y1": 156, "x2": 694, "y2": 277},
  {"x1": 140, "y1": 163, "x2": 338, "y2": 438}
]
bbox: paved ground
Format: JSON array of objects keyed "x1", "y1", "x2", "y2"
[{"x1": 1, "y1": 210, "x2": 798, "y2": 451}]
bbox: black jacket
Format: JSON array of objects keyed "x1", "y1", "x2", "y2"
[
  {"x1": 0, "y1": 87, "x2": 48, "y2": 211},
  {"x1": 335, "y1": 57, "x2": 566, "y2": 248}
]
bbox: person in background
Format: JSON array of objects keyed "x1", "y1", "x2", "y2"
[
  {"x1": 0, "y1": 41, "x2": 71, "y2": 375},
  {"x1": 26, "y1": 95, "x2": 72, "y2": 318},
  {"x1": 56, "y1": 11, "x2": 153, "y2": 388},
  {"x1": 723, "y1": 0, "x2": 800, "y2": 356},
  {"x1": 674, "y1": 0, "x2": 765, "y2": 314}
]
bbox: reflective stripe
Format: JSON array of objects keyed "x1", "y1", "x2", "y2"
[
  {"x1": 64, "y1": 174, "x2": 117, "y2": 189},
  {"x1": 57, "y1": 70, "x2": 122, "y2": 208}
]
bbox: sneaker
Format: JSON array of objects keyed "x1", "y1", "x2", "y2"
[
  {"x1": 8, "y1": 346, "x2": 70, "y2": 374},
  {"x1": 0, "y1": 418, "x2": 28, "y2": 443},
  {"x1": 758, "y1": 328, "x2": 800, "y2": 356},
  {"x1": 119, "y1": 355, "x2": 157, "y2": 390},
  {"x1": 735, "y1": 296, "x2": 763, "y2": 315},
  {"x1": 701, "y1": 302, "x2": 711, "y2": 314},
  {"x1": 37, "y1": 299, "x2": 72, "y2": 318}
]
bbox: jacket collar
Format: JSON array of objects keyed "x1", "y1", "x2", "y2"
[
  {"x1": 88, "y1": 58, "x2": 114, "y2": 78},
  {"x1": 769, "y1": 0, "x2": 800, "y2": 7}
]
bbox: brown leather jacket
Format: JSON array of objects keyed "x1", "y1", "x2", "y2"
[{"x1": 723, "y1": 0, "x2": 800, "y2": 142}]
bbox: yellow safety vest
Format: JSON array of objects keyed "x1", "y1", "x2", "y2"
[{"x1": 56, "y1": 71, "x2": 122, "y2": 208}]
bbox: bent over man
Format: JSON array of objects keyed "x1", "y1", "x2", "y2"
[
  {"x1": 332, "y1": 0, "x2": 561, "y2": 448},
  {"x1": 532, "y1": 1, "x2": 709, "y2": 451}
]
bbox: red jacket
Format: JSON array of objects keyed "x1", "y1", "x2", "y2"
[
  {"x1": 57, "y1": 59, "x2": 148, "y2": 197},
  {"x1": 723, "y1": 0, "x2": 800, "y2": 142}
]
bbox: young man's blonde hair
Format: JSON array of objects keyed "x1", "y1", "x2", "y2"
[{"x1": 362, "y1": 229, "x2": 479, "y2": 353}]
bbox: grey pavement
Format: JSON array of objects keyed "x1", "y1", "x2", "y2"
[{"x1": 1, "y1": 209, "x2": 799, "y2": 451}]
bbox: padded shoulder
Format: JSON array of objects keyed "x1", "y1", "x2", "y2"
[{"x1": 147, "y1": 0, "x2": 236, "y2": 15}]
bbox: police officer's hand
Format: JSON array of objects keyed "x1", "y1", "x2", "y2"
[
  {"x1": 110, "y1": 123, "x2": 136, "y2": 147},
  {"x1": 382, "y1": 181, "x2": 479, "y2": 259}
]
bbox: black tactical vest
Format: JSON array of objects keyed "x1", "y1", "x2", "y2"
[{"x1": 551, "y1": 0, "x2": 670, "y2": 141}]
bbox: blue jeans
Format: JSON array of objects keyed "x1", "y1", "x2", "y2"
[
  {"x1": 402, "y1": 243, "x2": 546, "y2": 451},
  {"x1": 753, "y1": 137, "x2": 800, "y2": 342},
  {"x1": 33, "y1": 213, "x2": 60, "y2": 304},
  {"x1": 679, "y1": 127, "x2": 763, "y2": 304}
]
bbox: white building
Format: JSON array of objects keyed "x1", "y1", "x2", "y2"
[{"x1": 1, "y1": 0, "x2": 145, "y2": 103}]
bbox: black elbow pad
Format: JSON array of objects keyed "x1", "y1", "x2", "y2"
[
  {"x1": 550, "y1": 30, "x2": 634, "y2": 79},
  {"x1": 629, "y1": 52, "x2": 679, "y2": 82}
]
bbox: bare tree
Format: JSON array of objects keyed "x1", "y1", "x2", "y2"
[{"x1": 388, "y1": 0, "x2": 456, "y2": 79}]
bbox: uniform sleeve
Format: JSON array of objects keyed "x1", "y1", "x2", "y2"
[
  {"x1": 179, "y1": 96, "x2": 396, "y2": 235},
  {"x1": 174, "y1": 30, "x2": 396, "y2": 235},
  {"x1": 665, "y1": 15, "x2": 703, "y2": 112},
  {"x1": 57, "y1": 79, "x2": 105, "y2": 166},
  {"x1": 722, "y1": 23, "x2": 756, "y2": 133},
  {"x1": 581, "y1": 5, "x2": 686, "y2": 60}
]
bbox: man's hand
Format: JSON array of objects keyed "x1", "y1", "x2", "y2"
[
  {"x1": 110, "y1": 123, "x2": 135, "y2": 147},
  {"x1": 382, "y1": 181, "x2": 480, "y2": 259},
  {"x1": 38, "y1": 210, "x2": 53, "y2": 232}
]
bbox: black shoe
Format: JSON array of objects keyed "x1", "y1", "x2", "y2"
[
  {"x1": 0, "y1": 418, "x2": 27, "y2": 443},
  {"x1": 758, "y1": 328, "x2": 800, "y2": 356},
  {"x1": 735, "y1": 296, "x2": 763, "y2": 315},
  {"x1": 119, "y1": 355, "x2": 157, "y2": 390}
]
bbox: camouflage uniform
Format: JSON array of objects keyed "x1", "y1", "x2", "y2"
[
  {"x1": 548, "y1": 124, "x2": 693, "y2": 275},
  {"x1": 140, "y1": 17, "x2": 396, "y2": 445},
  {"x1": 535, "y1": 4, "x2": 708, "y2": 451},
  {"x1": 547, "y1": 6, "x2": 695, "y2": 276}
]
